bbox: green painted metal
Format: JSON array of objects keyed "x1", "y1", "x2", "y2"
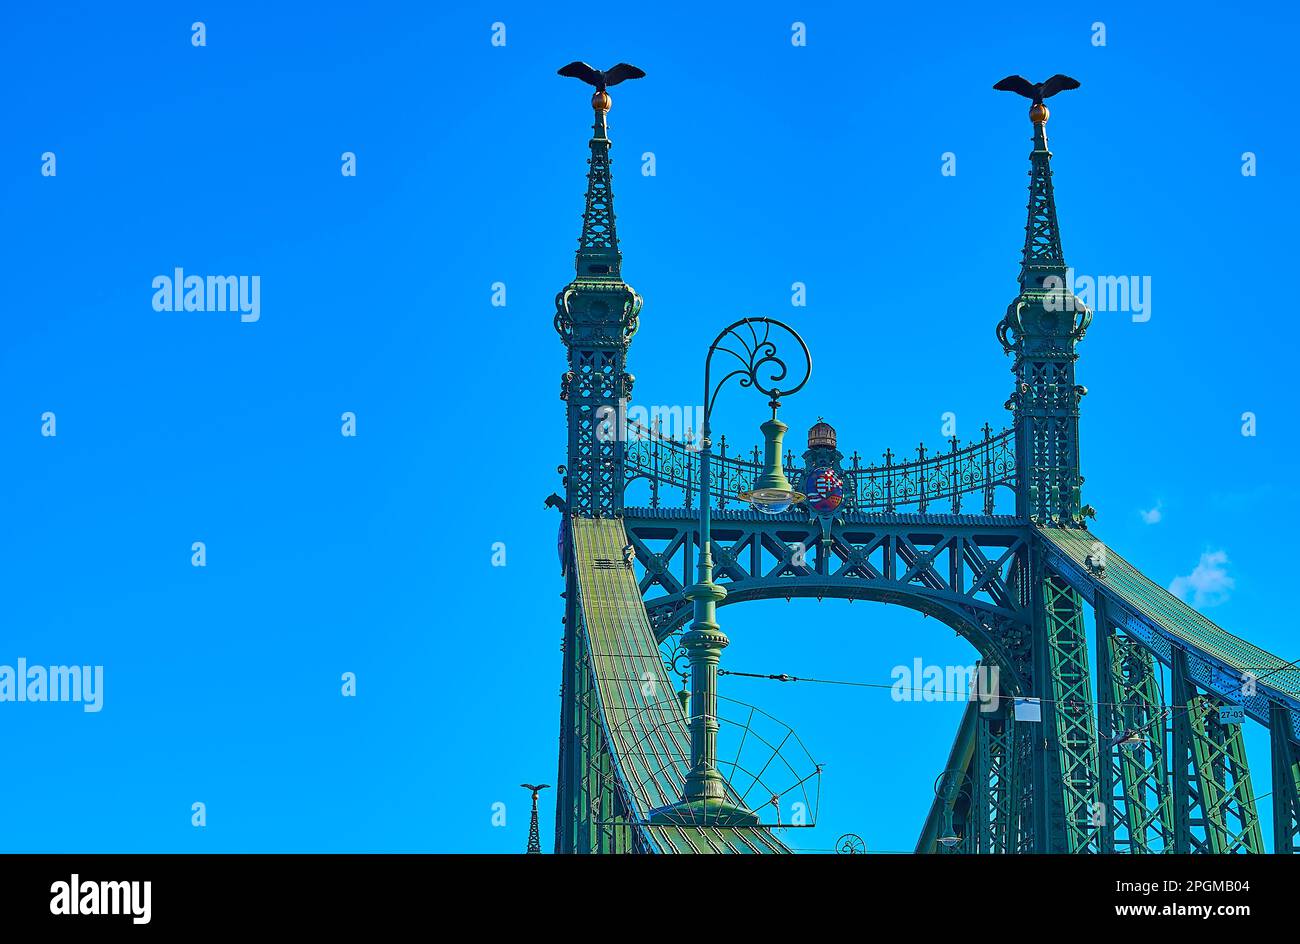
[
  {"x1": 920, "y1": 657, "x2": 1019, "y2": 858},
  {"x1": 1040, "y1": 528, "x2": 1300, "y2": 705},
  {"x1": 915, "y1": 675, "x2": 1021, "y2": 855},
  {"x1": 650, "y1": 319, "x2": 809, "y2": 828},
  {"x1": 1169, "y1": 646, "x2": 1264, "y2": 853},
  {"x1": 554, "y1": 93, "x2": 641, "y2": 520},
  {"x1": 916, "y1": 700, "x2": 979, "y2": 854},
  {"x1": 563, "y1": 516, "x2": 789, "y2": 853},
  {"x1": 1270, "y1": 703, "x2": 1300, "y2": 853},
  {"x1": 996, "y1": 106, "x2": 1091, "y2": 527},
  {"x1": 550, "y1": 73, "x2": 1297, "y2": 853},
  {"x1": 1035, "y1": 567, "x2": 1102, "y2": 852},
  {"x1": 1095, "y1": 600, "x2": 1173, "y2": 853},
  {"x1": 976, "y1": 700, "x2": 1019, "y2": 853},
  {"x1": 1011, "y1": 717, "x2": 1037, "y2": 852}
]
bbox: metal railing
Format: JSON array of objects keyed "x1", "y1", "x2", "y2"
[{"x1": 623, "y1": 418, "x2": 1016, "y2": 515}]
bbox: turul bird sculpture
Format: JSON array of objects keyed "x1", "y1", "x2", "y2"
[
  {"x1": 556, "y1": 61, "x2": 646, "y2": 92},
  {"x1": 992, "y1": 73, "x2": 1081, "y2": 104}
]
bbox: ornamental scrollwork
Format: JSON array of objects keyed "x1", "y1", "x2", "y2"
[{"x1": 624, "y1": 417, "x2": 1017, "y2": 515}]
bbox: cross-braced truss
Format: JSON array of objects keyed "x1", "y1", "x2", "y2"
[
  {"x1": 624, "y1": 510, "x2": 1035, "y2": 686},
  {"x1": 548, "y1": 79, "x2": 1300, "y2": 854}
]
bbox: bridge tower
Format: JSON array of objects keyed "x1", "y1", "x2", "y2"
[
  {"x1": 553, "y1": 87, "x2": 642, "y2": 852},
  {"x1": 996, "y1": 98, "x2": 1101, "y2": 852},
  {"x1": 554, "y1": 90, "x2": 642, "y2": 520},
  {"x1": 997, "y1": 99, "x2": 1091, "y2": 527},
  {"x1": 543, "y1": 68, "x2": 1297, "y2": 856}
]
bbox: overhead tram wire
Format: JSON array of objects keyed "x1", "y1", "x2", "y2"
[
  {"x1": 713, "y1": 663, "x2": 1293, "y2": 716},
  {"x1": 582, "y1": 659, "x2": 1285, "y2": 715}
]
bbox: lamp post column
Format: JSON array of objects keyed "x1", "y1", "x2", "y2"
[
  {"x1": 682, "y1": 429, "x2": 730, "y2": 803},
  {"x1": 648, "y1": 317, "x2": 810, "y2": 828}
]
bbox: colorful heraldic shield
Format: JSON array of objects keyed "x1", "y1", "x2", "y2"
[{"x1": 803, "y1": 466, "x2": 844, "y2": 515}]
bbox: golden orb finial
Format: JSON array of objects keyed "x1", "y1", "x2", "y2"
[
  {"x1": 592, "y1": 91, "x2": 611, "y2": 112},
  {"x1": 1029, "y1": 102, "x2": 1049, "y2": 124}
]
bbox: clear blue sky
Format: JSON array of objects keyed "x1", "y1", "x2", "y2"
[{"x1": 1, "y1": 1, "x2": 1295, "y2": 852}]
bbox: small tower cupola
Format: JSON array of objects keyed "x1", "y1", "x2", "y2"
[{"x1": 807, "y1": 417, "x2": 837, "y2": 451}]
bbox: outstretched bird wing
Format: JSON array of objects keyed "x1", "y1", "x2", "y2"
[
  {"x1": 557, "y1": 61, "x2": 600, "y2": 86},
  {"x1": 603, "y1": 63, "x2": 647, "y2": 87},
  {"x1": 1040, "y1": 74, "x2": 1081, "y2": 99},
  {"x1": 992, "y1": 75, "x2": 1037, "y2": 98}
]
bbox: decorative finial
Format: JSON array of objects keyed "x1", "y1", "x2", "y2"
[
  {"x1": 521, "y1": 783, "x2": 550, "y2": 855},
  {"x1": 557, "y1": 61, "x2": 646, "y2": 110},
  {"x1": 992, "y1": 73, "x2": 1080, "y2": 122}
]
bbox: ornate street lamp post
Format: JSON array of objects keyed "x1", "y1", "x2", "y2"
[{"x1": 651, "y1": 317, "x2": 811, "y2": 827}]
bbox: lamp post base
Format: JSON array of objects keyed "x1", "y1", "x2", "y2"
[{"x1": 646, "y1": 797, "x2": 760, "y2": 828}]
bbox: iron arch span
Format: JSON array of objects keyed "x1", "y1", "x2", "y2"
[{"x1": 624, "y1": 510, "x2": 1036, "y2": 693}]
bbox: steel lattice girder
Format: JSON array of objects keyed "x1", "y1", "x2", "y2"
[
  {"x1": 975, "y1": 705, "x2": 1018, "y2": 852},
  {"x1": 916, "y1": 694, "x2": 1023, "y2": 854},
  {"x1": 1170, "y1": 648, "x2": 1264, "y2": 853},
  {"x1": 1034, "y1": 564, "x2": 1103, "y2": 853},
  {"x1": 1270, "y1": 703, "x2": 1300, "y2": 853},
  {"x1": 1094, "y1": 600, "x2": 1174, "y2": 853},
  {"x1": 1039, "y1": 529, "x2": 1300, "y2": 741},
  {"x1": 624, "y1": 510, "x2": 1035, "y2": 688}
]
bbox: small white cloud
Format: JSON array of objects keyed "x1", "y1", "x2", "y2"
[
  {"x1": 1169, "y1": 550, "x2": 1234, "y2": 608},
  {"x1": 1139, "y1": 501, "x2": 1163, "y2": 525}
]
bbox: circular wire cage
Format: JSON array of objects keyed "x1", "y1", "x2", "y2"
[{"x1": 609, "y1": 689, "x2": 822, "y2": 829}]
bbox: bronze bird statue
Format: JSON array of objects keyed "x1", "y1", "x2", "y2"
[
  {"x1": 992, "y1": 74, "x2": 1080, "y2": 104},
  {"x1": 557, "y1": 61, "x2": 646, "y2": 92},
  {"x1": 521, "y1": 783, "x2": 551, "y2": 799}
]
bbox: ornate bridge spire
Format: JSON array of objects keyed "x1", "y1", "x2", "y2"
[
  {"x1": 1019, "y1": 101, "x2": 1067, "y2": 293},
  {"x1": 993, "y1": 75, "x2": 1090, "y2": 527},
  {"x1": 557, "y1": 61, "x2": 644, "y2": 279},
  {"x1": 991, "y1": 74, "x2": 1079, "y2": 292},
  {"x1": 553, "y1": 64, "x2": 645, "y2": 520},
  {"x1": 576, "y1": 91, "x2": 622, "y2": 278},
  {"x1": 552, "y1": 67, "x2": 648, "y2": 851}
]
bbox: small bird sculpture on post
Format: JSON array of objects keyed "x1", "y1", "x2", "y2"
[
  {"x1": 557, "y1": 61, "x2": 646, "y2": 113},
  {"x1": 521, "y1": 783, "x2": 550, "y2": 854},
  {"x1": 993, "y1": 73, "x2": 1080, "y2": 123},
  {"x1": 556, "y1": 61, "x2": 646, "y2": 93},
  {"x1": 992, "y1": 73, "x2": 1081, "y2": 104}
]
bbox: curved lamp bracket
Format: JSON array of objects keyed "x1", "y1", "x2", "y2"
[{"x1": 702, "y1": 317, "x2": 812, "y2": 438}]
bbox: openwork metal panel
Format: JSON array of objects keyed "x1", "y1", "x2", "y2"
[
  {"x1": 1041, "y1": 526, "x2": 1296, "y2": 854},
  {"x1": 975, "y1": 708, "x2": 1020, "y2": 853},
  {"x1": 625, "y1": 418, "x2": 1016, "y2": 515},
  {"x1": 1170, "y1": 649, "x2": 1264, "y2": 854},
  {"x1": 563, "y1": 349, "x2": 624, "y2": 517},
  {"x1": 1095, "y1": 608, "x2": 1173, "y2": 854},
  {"x1": 624, "y1": 511, "x2": 1035, "y2": 687},
  {"x1": 1040, "y1": 527, "x2": 1300, "y2": 729},
  {"x1": 1270, "y1": 704, "x2": 1300, "y2": 854},
  {"x1": 1038, "y1": 570, "x2": 1102, "y2": 852}
]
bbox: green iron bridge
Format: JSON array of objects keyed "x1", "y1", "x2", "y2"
[{"x1": 548, "y1": 71, "x2": 1300, "y2": 854}]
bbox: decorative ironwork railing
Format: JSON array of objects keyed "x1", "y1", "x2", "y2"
[{"x1": 623, "y1": 419, "x2": 1017, "y2": 515}]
